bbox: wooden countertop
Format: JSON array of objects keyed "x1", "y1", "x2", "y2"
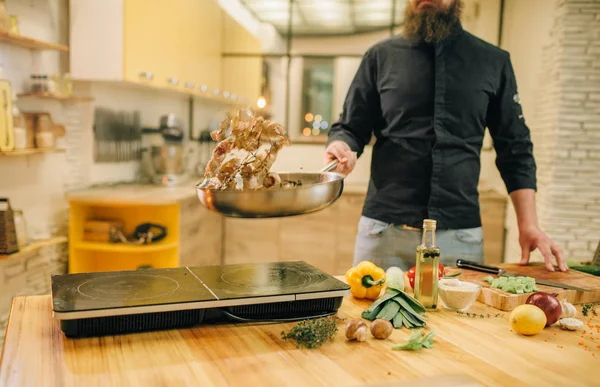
[
  {"x1": 1, "y1": 283, "x2": 598, "y2": 386},
  {"x1": 65, "y1": 181, "x2": 200, "y2": 205}
]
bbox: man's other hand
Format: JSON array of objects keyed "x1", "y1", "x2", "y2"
[
  {"x1": 518, "y1": 226, "x2": 567, "y2": 272},
  {"x1": 324, "y1": 141, "x2": 357, "y2": 175}
]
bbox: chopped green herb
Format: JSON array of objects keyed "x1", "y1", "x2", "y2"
[
  {"x1": 582, "y1": 303, "x2": 599, "y2": 317},
  {"x1": 281, "y1": 316, "x2": 338, "y2": 349},
  {"x1": 391, "y1": 329, "x2": 435, "y2": 351},
  {"x1": 456, "y1": 311, "x2": 504, "y2": 318}
]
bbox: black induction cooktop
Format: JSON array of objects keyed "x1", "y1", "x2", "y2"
[{"x1": 51, "y1": 261, "x2": 349, "y2": 338}]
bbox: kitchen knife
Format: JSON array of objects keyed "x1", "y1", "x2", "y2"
[{"x1": 456, "y1": 259, "x2": 591, "y2": 292}]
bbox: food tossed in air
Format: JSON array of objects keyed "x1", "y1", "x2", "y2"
[{"x1": 198, "y1": 108, "x2": 292, "y2": 191}]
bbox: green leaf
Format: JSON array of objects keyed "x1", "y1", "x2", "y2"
[
  {"x1": 393, "y1": 295, "x2": 424, "y2": 320},
  {"x1": 362, "y1": 289, "x2": 399, "y2": 319},
  {"x1": 392, "y1": 313, "x2": 404, "y2": 329},
  {"x1": 400, "y1": 308, "x2": 423, "y2": 328},
  {"x1": 376, "y1": 300, "x2": 401, "y2": 321},
  {"x1": 395, "y1": 291, "x2": 426, "y2": 314},
  {"x1": 361, "y1": 303, "x2": 384, "y2": 321},
  {"x1": 391, "y1": 329, "x2": 435, "y2": 351}
]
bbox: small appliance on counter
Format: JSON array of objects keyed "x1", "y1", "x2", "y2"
[
  {"x1": 0, "y1": 198, "x2": 19, "y2": 254},
  {"x1": 140, "y1": 113, "x2": 191, "y2": 186},
  {"x1": 50, "y1": 261, "x2": 350, "y2": 338},
  {"x1": 193, "y1": 129, "x2": 213, "y2": 177}
]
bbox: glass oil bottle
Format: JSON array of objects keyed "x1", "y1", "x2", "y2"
[{"x1": 414, "y1": 219, "x2": 440, "y2": 309}]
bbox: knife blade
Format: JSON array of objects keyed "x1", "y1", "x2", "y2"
[{"x1": 456, "y1": 259, "x2": 591, "y2": 292}]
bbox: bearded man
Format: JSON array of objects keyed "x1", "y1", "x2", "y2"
[{"x1": 324, "y1": 0, "x2": 567, "y2": 273}]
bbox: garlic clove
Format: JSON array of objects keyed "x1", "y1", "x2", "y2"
[
  {"x1": 558, "y1": 317, "x2": 583, "y2": 331},
  {"x1": 560, "y1": 299, "x2": 577, "y2": 318}
]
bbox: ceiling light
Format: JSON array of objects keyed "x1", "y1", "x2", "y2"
[{"x1": 257, "y1": 96, "x2": 267, "y2": 109}]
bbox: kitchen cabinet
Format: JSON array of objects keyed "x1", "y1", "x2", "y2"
[
  {"x1": 479, "y1": 188, "x2": 508, "y2": 265},
  {"x1": 222, "y1": 188, "x2": 508, "y2": 275},
  {"x1": 221, "y1": 12, "x2": 262, "y2": 104},
  {"x1": 64, "y1": 182, "x2": 223, "y2": 273},
  {"x1": 69, "y1": 0, "x2": 242, "y2": 101},
  {"x1": 179, "y1": 196, "x2": 223, "y2": 267},
  {"x1": 222, "y1": 192, "x2": 363, "y2": 276}
]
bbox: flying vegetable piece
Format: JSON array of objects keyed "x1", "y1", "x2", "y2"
[{"x1": 200, "y1": 108, "x2": 291, "y2": 191}]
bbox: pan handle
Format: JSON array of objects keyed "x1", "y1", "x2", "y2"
[{"x1": 320, "y1": 160, "x2": 339, "y2": 173}]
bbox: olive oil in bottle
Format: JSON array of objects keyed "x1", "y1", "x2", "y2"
[{"x1": 414, "y1": 219, "x2": 440, "y2": 309}]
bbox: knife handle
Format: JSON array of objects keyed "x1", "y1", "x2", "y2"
[{"x1": 456, "y1": 259, "x2": 501, "y2": 275}]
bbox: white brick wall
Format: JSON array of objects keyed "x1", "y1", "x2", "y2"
[
  {"x1": 506, "y1": 0, "x2": 600, "y2": 263},
  {"x1": 0, "y1": 242, "x2": 67, "y2": 346}
]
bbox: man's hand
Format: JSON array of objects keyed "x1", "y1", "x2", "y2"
[
  {"x1": 510, "y1": 188, "x2": 567, "y2": 272},
  {"x1": 518, "y1": 226, "x2": 567, "y2": 272},
  {"x1": 324, "y1": 140, "x2": 357, "y2": 175}
]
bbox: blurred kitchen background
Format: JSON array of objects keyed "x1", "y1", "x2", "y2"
[{"x1": 0, "y1": 0, "x2": 599, "y2": 344}]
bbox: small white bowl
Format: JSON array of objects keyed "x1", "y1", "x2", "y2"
[{"x1": 438, "y1": 278, "x2": 481, "y2": 312}]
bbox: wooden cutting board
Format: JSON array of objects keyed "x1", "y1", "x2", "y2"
[{"x1": 454, "y1": 263, "x2": 600, "y2": 311}]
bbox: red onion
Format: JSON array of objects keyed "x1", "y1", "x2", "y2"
[{"x1": 525, "y1": 292, "x2": 562, "y2": 326}]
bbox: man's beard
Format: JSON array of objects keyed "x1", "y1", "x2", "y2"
[{"x1": 403, "y1": 0, "x2": 463, "y2": 44}]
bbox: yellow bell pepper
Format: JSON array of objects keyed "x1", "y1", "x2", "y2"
[{"x1": 345, "y1": 261, "x2": 386, "y2": 300}]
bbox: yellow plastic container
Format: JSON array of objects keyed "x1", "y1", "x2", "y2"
[{"x1": 68, "y1": 201, "x2": 180, "y2": 273}]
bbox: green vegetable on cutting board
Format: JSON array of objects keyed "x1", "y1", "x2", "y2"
[
  {"x1": 567, "y1": 261, "x2": 600, "y2": 276},
  {"x1": 483, "y1": 275, "x2": 538, "y2": 294}
]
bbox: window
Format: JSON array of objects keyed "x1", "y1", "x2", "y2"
[{"x1": 300, "y1": 58, "x2": 334, "y2": 139}]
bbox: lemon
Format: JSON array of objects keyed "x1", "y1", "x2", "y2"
[{"x1": 510, "y1": 304, "x2": 547, "y2": 336}]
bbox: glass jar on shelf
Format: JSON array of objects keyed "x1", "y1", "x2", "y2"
[
  {"x1": 13, "y1": 209, "x2": 28, "y2": 248},
  {"x1": 12, "y1": 95, "x2": 26, "y2": 149},
  {"x1": 0, "y1": 0, "x2": 9, "y2": 32},
  {"x1": 62, "y1": 73, "x2": 73, "y2": 96}
]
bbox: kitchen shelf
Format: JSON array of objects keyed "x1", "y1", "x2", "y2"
[
  {"x1": 17, "y1": 93, "x2": 93, "y2": 102},
  {"x1": 0, "y1": 236, "x2": 68, "y2": 260},
  {"x1": 72, "y1": 241, "x2": 178, "y2": 253},
  {"x1": 0, "y1": 148, "x2": 65, "y2": 156},
  {"x1": 95, "y1": 80, "x2": 245, "y2": 106},
  {"x1": 0, "y1": 31, "x2": 68, "y2": 52}
]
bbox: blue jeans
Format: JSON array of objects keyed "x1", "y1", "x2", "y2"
[{"x1": 353, "y1": 216, "x2": 484, "y2": 271}]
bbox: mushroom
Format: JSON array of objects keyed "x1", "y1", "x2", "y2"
[
  {"x1": 370, "y1": 319, "x2": 394, "y2": 340},
  {"x1": 345, "y1": 319, "x2": 368, "y2": 342}
]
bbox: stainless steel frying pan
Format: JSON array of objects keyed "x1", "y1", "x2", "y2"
[{"x1": 195, "y1": 160, "x2": 344, "y2": 218}]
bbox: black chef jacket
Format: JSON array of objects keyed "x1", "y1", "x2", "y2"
[{"x1": 327, "y1": 26, "x2": 537, "y2": 230}]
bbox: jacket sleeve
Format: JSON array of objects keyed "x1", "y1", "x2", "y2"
[
  {"x1": 326, "y1": 49, "x2": 382, "y2": 157},
  {"x1": 486, "y1": 53, "x2": 537, "y2": 193}
]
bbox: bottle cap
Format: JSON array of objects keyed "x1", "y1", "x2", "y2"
[{"x1": 423, "y1": 219, "x2": 437, "y2": 230}]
